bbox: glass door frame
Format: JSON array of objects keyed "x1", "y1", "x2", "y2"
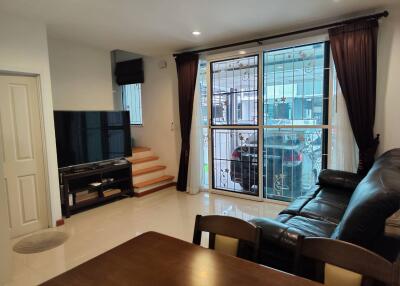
[
  {"x1": 206, "y1": 50, "x2": 264, "y2": 201},
  {"x1": 205, "y1": 34, "x2": 332, "y2": 203}
]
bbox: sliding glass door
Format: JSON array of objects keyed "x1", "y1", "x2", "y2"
[{"x1": 206, "y1": 39, "x2": 330, "y2": 201}]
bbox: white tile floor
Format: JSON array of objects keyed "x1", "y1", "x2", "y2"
[{"x1": 7, "y1": 188, "x2": 285, "y2": 286}]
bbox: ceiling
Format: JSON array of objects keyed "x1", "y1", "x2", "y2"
[{"x1": 0, "y1": 0, "x2": 398, "y2": 56}]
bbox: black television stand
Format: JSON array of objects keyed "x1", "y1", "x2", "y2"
[{"x1": 59, "y1": 159, "x2": 133, "y2": 218}]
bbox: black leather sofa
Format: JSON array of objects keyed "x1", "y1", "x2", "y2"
[{"x1": 250, "y1": 148, "x2": 400, "y2": 271}]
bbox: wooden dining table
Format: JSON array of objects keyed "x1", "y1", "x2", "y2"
[{"x1": 41, "y1": 231, "x2": 322, "y2": 286}]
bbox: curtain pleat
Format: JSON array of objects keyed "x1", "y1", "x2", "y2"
[
  {"x1": 175, "y1": 53, "x2": 199, "y2": 191},
  {"x1": 329, "y1": 20, "x2": 380, "y2": 176}
]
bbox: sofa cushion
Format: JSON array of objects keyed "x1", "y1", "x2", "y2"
[
  {"x1": 280, "y1": 194, "x2": 315, "y2": 216},
  {"x1": 251, "y1": 215, "x2": 337, "y2": 251},
  {"x1": 275, "y1": 213, "x2": 292, "y2": 223},
  {"x1": 250, "y1": 217, "x2": 301, "y2": 249},
  {"x1": 331, "y1": 149, "x2": 400, "y2": 246},
  {"x1": 300, "y1": 198, "x2": 347, "y2": 224},
  {"x1": 315, "y1": 186, "x2": 353, "y2": 205},
  {"x1": 318, "y1": 169, "x2": 362, "y2": 190},
  {"x1": 284, "y1": 216, "x2": 337, "y2": 238},
  {"x1": 299, "y1": 187, "x2": 353, "y2": 224}
]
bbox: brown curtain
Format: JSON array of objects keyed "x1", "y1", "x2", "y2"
[
  {"x1": 175, "y1": 53, "x2": 199, "y2": 191},
  {"x1": 329, "y1": 20, "x2": 380, "y2": 176}
]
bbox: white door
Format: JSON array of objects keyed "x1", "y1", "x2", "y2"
[{"x1": 0, "y1": 75, "x2": 48, "y2": 238}]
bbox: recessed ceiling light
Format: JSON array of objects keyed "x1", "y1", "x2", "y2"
[
  {"x1": 239, "y1": 50, "x2": 246, "y2": 55},
  {"x1": 192, "y1": 31, "x2": 201, "y2": 36}
]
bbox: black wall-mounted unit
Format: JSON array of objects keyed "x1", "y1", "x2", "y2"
[{"x1": 115, "y1": 58, "x2": 144, "y2": 85}]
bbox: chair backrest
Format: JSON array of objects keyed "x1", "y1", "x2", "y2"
[
  {"x1": 294, "y1": 236, "x2": 400, "y2": 286},
  {"x1": 192, "y1": 215, "x2": 261, "y2": 262}
]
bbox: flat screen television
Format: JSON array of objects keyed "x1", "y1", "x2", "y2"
[{"x1": 54, "y1": 111, "x2": 132, "y2": 168}]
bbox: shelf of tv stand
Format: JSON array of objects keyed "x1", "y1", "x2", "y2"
[
  {"x1": 59, "y1": 160, "x2": 133, "y2": 218},
  {"x1": 68, "y1": 178, "x2": 132, "y2": 194},
  {"x1": 69, "y1": 189, "x2": 132, "y2": 213}
]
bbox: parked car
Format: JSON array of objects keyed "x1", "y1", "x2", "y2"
[{"x1": 230, "y1": 133, "x2": 320, "y2": 201}]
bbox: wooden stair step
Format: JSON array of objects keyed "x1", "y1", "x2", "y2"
[
  {"x1": 133, "y1": 165, "x2": 166, "y2": 176},
  {"x1": 133, "y1": 175, "x2": 174, "y2": 188},
  {"x1": 128, "y1": 156, "x2": 159, "y2": 165},
  {"x1": 132, "y1": 147, "x2": 151, "y2": 153}
]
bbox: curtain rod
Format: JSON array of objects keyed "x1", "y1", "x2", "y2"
[{"x1": 173, "y1": 10, "x2": 388, "y2": 57}]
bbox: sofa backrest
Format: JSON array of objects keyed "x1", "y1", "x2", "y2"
[{"x1": 331, "y1": 149, "x2": 400, "y2": 247}]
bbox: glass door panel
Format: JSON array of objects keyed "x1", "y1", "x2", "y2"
[
  {"x1": 211, "y1": 56, "x2": 258, "y2": 126},
  {"x1": 210, "y1": 55, "x2": 259, "y2": 196},
  {"x1": 263, "y1": 42, "x2": 329, "y2": 201},
  {"x1": 212, "y1": 129, "x2": 258, "y2": 196},
  {"x1": 263, "y1": 128, "x2": 326, "y2": 201}
]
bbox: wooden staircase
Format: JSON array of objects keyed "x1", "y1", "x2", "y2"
[{"x1": 127, "y1": 147, "x2": 175, "y2": 196}]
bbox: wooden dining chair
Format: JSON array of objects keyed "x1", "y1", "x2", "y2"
[
  {"x1": 192, "y1": 214, "x2": 261, "y2": 262},
  {"x1": 294, "y1": 236, "x2": 400, "y2": 286}
]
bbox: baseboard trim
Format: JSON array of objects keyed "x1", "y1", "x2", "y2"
[
  {"x1": 56, "y1": 219, "x2": 65, "y2": 227},
  {"x1": 134, "y1": 182, "x2": 176, "y2": 197}
]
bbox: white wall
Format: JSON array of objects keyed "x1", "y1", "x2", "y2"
[
  {"x1": 0, "y1": 12, "x2": 62, "y2": 284},
  {"x1": 48, "y1": 37, "x2": 114, "y2": 110},
  {"x1": 376, "y1": 6, "x2": 400, "y2": 155},
  {"x1": 112, "y1": 51, "x2": 181, "y2": 176},
  {"x1": 132, "y1": 56, "x2": 181, "y2": 177}
]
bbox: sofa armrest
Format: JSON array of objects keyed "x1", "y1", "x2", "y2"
[
  {"x1": 250, "y1": 218, "x2": 302, "y2": 250},
  {"x1": 318, "y1": 169, "x2": 362, "y2": 191}
]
